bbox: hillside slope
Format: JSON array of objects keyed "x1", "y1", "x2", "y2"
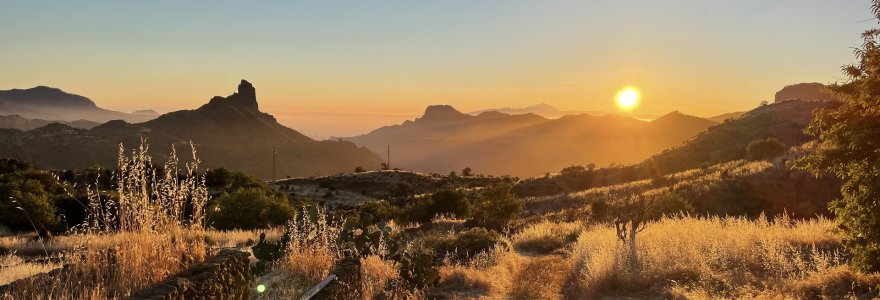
[{"x1": 638, "y1": 99, "x2": 837, "y2": 175}]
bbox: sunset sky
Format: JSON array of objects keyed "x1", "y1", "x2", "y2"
[{"x1": 1, "y1": 1, "x2": 875, "y2": 137}]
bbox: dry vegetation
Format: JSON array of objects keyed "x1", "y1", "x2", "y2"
[
  {"x1": 1, "y1": 143, "x2": 876, "y2": 299},
  {"x1": 1, "y1": 143, "x2": 212, "y2": 299},
  {"x1": 437, "y1": 215, "x2": 880, "y2": 299},
  {"x1": 525, "y1": 160, "x2": 774, "y2": 221}
]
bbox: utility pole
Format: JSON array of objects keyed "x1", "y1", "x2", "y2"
[{"x1": 272, "y1": 148, "x2": 277, "y2": 181}]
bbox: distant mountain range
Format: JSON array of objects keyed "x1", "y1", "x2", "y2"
[
  {"x1": 469, "y1": 103, "x2": 604, "y2": 119},
  {"x1": 0, "y1": 86, "x2": 158, "y2": 123},
  {"x1": 343, "y1": 105, "x2": 718, "y2": 177},
  {"x1": 0, "y1": 80, "x2": 382, "y2": 178},
  {"x1": 0, "y1": 115, "x2": 100, "y2": 131}
]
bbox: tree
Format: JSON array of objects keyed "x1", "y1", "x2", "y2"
[
  {"x1": 747, "y1": 137, "x2": 785, "y2": 160},
  {"x1": 792, "y1": 2, "x2": 880, "y2": 272},
  {"x1": 0, "y1": 177, "x2": 58, "y2": 233},
  {"x1": 461, "y1": 167, "x2": 472, "y2": 177},
  {"x1": 470, "y1": 183, "x2": 523, "y2": 227},
  {"x1": 608, "y1": 193, "x2": 660, "y2": 272},
  {"x1": 354, "y1": 166, "x2": 366, "y2": 173}
]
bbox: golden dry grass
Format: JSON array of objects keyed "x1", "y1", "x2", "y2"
[
  {"x1": 437, "y1": 215, "x2": 880, "y2": 299},
  {"x1": 512, "y1": 221, "x2": 582, "y2": 254},
  {"x1": 1, "y1": 142, "x2": 211, "y2": 299}
]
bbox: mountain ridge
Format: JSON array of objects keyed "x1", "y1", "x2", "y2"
[
  {"x1": 0, "y1": 86, "x2": 157, "y2": 123},
  {"x1": 0, "y1": 80, "x2": 382, "y2": 178},
  {"x1": 343, "y1": 106, "x2": 717, "y2": 177}
]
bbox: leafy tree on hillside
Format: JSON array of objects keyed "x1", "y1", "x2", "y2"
[
  {"x1": 0, "y1": 177, "x2": 58, "y2": 232},
  {"x1": 747, "y1": 137, "x2": 785, "y2": 160},
  {"x1": 793, "y1": 2, "x2": 880, "y2": 272}
]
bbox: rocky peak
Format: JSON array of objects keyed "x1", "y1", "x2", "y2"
[
  {"x1": 417, "y1": 105, "x2": 469, "y2": 123},
  {"x1": 206, "y1": 79, "x2": 259, "y2": 110}
]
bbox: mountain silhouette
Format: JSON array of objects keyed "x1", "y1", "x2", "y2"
[
  {"x1": 0, "y1": 80, "x2": 382, "y2": 178},
  {"x1": 343, "y1": 106, "x2": 716, "y2": 177},
  {"x1": 0, "y1": 86, "x2": 157, "y2": 123},
  {"x1": 774, "y1": 83, "x2": 838, "y2": 103},
  {"x1": 470, "y1": 103, "x2": 603, "y2": 118},
  {"x1": 0, "y1": 114, "x2": 99, "y2": 131}
]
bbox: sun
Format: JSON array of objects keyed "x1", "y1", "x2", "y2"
[{"x1": 615, "y1": 87, "x2": 640, "y2": 111}]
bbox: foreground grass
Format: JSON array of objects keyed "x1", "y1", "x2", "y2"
[{"x1": 438, "y1": 215, "x2": 880, "y2": 299}]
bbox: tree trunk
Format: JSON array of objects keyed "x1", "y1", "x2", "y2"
[{"x1": 628, "y1": 221, "x2": 640, "y2": 273}]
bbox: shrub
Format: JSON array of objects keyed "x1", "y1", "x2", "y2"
[
  {"x1": 646, "y1": 191, "x2": 694, "y2": 220},
  {"x1": 747, "y1": 137, "x2": 786, "y2": 160},
  {"x1": 358, "y1": 200, "x2": 400, "y2": 221},
  {"x1": 470, "y1": 183, "x2": 523, "y2": 228},
  {"x1": 391, "y1": 182, "x2": 413, "y2": 198},
  {"x1": 210, "y1": 188, "x2": 295, "y2": 230},
  {"x1": 205, "y1": 168, "x2": 268, "y2": 193},
  {"x1": 461, "y1": 167, "x2": 472, "y2": 177},
  {"x1": 430, "y1": 188, "x2": 469, "y2": 218},
  {"x1": 355, "y1": 166, "x2": 367, "y2": 173},
  {"x1": 0, "y1": 178, "x2": 58, "y2": 232}
]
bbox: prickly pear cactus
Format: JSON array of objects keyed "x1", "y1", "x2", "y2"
[
  {"x1": 398, "y1": 248, "x2": 440, "y2": 287},
  {"x1": 340, "y1": 212, "x2": 394, "y2": 256}
]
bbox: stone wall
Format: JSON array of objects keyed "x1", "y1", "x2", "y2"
[
  {"x1": 130, "y1": 249, "x2": 252, "y2": 300},
  {"x1": 311, "y1": 257, "x2": 362, "y2": 299}
]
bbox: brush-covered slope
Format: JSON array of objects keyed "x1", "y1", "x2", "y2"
[
  {"x1": 0, "y1": 80, "x2": 382, "y2": 178},
  {"x1": 344, "y1": 106, "x2": 717, "y2": 177},
  {"x1": 639, "y1": 99, "x2": 838, "y2": 174}
]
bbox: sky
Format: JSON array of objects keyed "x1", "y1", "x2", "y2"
[{"x1": 0, "y1": 1, "x2": 876, "y2": 137}]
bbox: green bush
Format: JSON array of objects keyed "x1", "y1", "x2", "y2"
[
  {"x1": 429, "y1": 188, "x2": 469, "y2": 218},
  {"x1": 205, "y1": 168, "x2": 268, "y2": 193},
  {"x1": 747, "y1": 137, "x2": 786, "y2": 160},
  {"x1": 470, "y1": 183, "x2": 523, "y2": 228},
  {"x1": 209, "y1": 188, "x2": 295, "y2": 230},
  {"x1": 0, "y1": 177, "x2": 58, "y2": 232},
  {"x1": 646, "y1": 191, "x2": 694, "y2": 220},
  {"x1": 358, "y1": 200, "x2": 400, "y2": 221}
]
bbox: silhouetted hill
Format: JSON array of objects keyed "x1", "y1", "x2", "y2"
[
  {"x1": 470, "y1": 103, "x2": 603, "y2": 118},
  {"x1": 0, "y1": 86, "x2": 157, "y2": 123},
  {"x1": 0, "y1": 80, "x2": 382, "y2": 178},
  {"x1": 707, "y1": 111, "x2": 746, "y2": 123},
  {"x1": 774, "y1": 82, "x2": 838, "y2": 103},
  {"x1": 132, "y1": 109, "x2": 159, "y2": 115},
  {"x1": 344, "y1": 107, "x2": 717, "y2": 177},
  {"x1": 639, "y1": 99, "x2": 838, "y2": 174},
  {"x1": 0, "y1": 115, "x2": 99, "y2": 130}
]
